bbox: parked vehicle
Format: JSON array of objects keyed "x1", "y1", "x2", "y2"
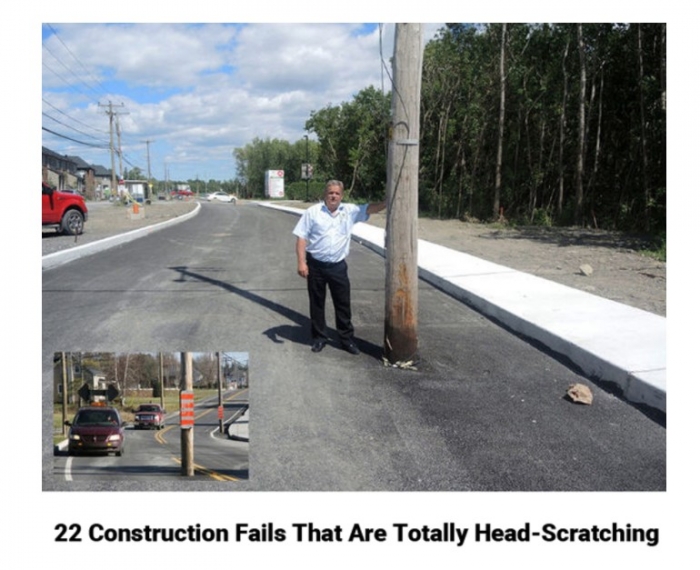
[
  {"x1": 134, "y1": 404, "x2": 166, "y2": 430},
  {"x1": 42, "y1": 182, "x2": 88, "y2": 235},
  {"x1": 65, "y1": 405, "x2": 126, "y2": 456},
  {"x1": 170, "y1": 189, "x2": 194, "y2": 199},
  {"x1": 206, "y1": 191, "x2": 236, "y2": 203}
]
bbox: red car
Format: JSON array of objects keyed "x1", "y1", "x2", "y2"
[
  {"x1": 65, "y1": 406, "x2": 126, "y2": 456},
  {"x1": 134, "y1": 404, "x2": 166, "y2": 430},
  {"x1": 42, "y1": 182, "x2": 88, "y2": 235},
  {"x1": 170, "y1": 189, "x2": 194, "y2": 199}
]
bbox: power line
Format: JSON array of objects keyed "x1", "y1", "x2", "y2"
[
  {"x1": 42, "y1": 61, "x2": 92, "y2": 101},
  {"x1": 42, "y1": 126, "x2": 109, "y2": 149},
  {"x1": 42, "y1": 98, "x2": 107, "y2": 136},
  {"x1": 42, "y1": 26, "x2": 146, "y2": 178},
  {"x1": 43, "y1": 24, "x2": 108, "y2": 101},
  {"x1": 42, "y1": 112, "x2": 109, "y2": 146},
  {"x1": 42, "y1": 43, "x2": 103, "y2": 103}
]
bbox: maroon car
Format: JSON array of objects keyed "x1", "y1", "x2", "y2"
[
  {"x1": 134, "y1": 404, "x2": 166, "y2": 430},
  {"x1": 65, "y1": 406, "x2": 126, "y2": 456}
]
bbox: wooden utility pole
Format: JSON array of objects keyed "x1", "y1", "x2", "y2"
[
  {"x1": 142, "y1": 139, "x2": 154, "y2": 201},
  {"x1": 384, "y1": 23, "x2": 423, "y2": 365},
  {"x1": 159, "y1": 352, "x2": 165, "y2": 410},
  {"x1": 217, "y1": 352, "x2": 224, "y2": 434},
  {"x1": 116, "y1": 113, "x2": 124, "y2": 179},
  {"x1": 180, "y1": 352, "x2": 194, "y2": 476},
  {"x1": 99, "y1": 101, "x2": 126, "y2": 198},
  {"x1": 61, "y1": 352, "x2": 68, "y2": 435}
]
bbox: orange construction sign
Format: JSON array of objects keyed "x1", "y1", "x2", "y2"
[{"x1": 180, "y1": 391, "x2": 195, "y2": 428}]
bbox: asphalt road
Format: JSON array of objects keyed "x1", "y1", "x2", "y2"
[
  {"x1": 53, "y1": 391, "x2": 249, "y2": 483},
  {"x1": 43, "y1": 202, "x2": 666, "y2": 491}
]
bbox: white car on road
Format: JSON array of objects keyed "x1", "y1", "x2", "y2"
[{"x1": 206, "y1": 191, "x2": 237, "y2": 203}]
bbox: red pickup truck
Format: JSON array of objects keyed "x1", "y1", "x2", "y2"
[
  {"x1": 134, "y1": 403, "x2": 166, "y2": 430},
  {"x1": 42, "y1": 182, "x2": 88, "y2": 235}
]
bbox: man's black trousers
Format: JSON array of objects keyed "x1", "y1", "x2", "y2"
[{"x1": 306, "y1": 253, "x2": 354, "y2": 342}]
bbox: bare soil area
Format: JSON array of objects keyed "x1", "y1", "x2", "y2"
[
  {"x1": 43, "y1": 199, "x2": 666, "y2": 316},
  {"x1": 365, "y1": 212, "x2": 666, "y2": 316},
  {"x1": 41, "y1": 199, "x2": 200, "y2": 257}
]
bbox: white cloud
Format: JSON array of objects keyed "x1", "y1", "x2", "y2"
[{"x1": 42, "y1": 23, "x2": 445, "y2": 181}]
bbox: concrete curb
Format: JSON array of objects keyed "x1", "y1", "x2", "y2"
[
  {"x1": 54, "y1": 439, "x2": 68, "y2": 454},
  {"x1": 42, "y1": 202, "x2": 201, "y2": 271},
  {"x1": 259, "y1": 201, "x2": 666, "y2": 414},
  {"x1": 226, "y1": 406, "x2": 249, "y2": 442}
]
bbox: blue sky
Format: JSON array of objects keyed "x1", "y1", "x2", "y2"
[{"x1": 42, "y1": 22, "x2": 444, "y2": 183}]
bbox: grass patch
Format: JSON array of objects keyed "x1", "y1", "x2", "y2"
[{"x1": 640, "y1": 233, "x2": 666, "y2": 262}]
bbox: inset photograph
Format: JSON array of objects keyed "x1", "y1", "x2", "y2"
[{"x1": 52, "y1": 351, "x2": 249, "y2": 483}]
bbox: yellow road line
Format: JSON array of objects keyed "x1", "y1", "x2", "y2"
[
  {"x1": 171, "y1": 457, "x2": 240, "y2": 481},
  {"x1": 155, "y1": 390, "x2": 249, "y2": 445}
]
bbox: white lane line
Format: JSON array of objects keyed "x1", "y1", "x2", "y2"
[{"x1": 65, "y1": 456, "x2": 73, "y2": 481}]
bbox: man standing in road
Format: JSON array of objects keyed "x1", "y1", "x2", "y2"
[{"x1": 294, "y1": 180, "x2": 386, "y2": 354}]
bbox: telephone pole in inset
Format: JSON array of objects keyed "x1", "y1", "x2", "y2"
[
  {"x1": 217, "y1": 352, "x2": 224, "y2": 434},
  {"x1": 180, "y1": 352, "x2": 194, "y2": 476},
  {"x1": 384, "y1": 24, "x2": 423, "y2": 365},
  {"x1": 61, "y1": 352, "x2": 68, "y2": 435}
]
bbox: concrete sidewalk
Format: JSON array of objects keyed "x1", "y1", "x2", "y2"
[{"x1": 262, "y1": 202, "x2": 666, "y2": 414}]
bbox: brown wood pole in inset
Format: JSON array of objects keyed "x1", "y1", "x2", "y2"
[
  {"x1": 180, "y1": 352, "x2": 194, "y2": 477},
  {"x1": 218, "y1": 352, "x2": 224, "y2": 434}
]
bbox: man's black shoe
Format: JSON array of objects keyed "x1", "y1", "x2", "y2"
[
  {"x1": 311, "y1": 339, "x2": 326, "y2": 353},
  {"x1": 343, "y1": 341, "x2": 360, "y2": 355}
]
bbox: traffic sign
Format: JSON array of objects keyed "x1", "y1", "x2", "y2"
[
  {"x1": 78, "y1": 383, "x2": 91, "y2": 402},
  {"x1": 106, "y1": 384, "x2": 120, "y2": 401},
  {"x1": 180, "y1": 390, "x2": 195, "y2": 428},
  {"x1": 301, "y1": 163, "x2": 314, "y2": 180}
]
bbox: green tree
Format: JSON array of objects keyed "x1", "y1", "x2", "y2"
[
  {"x1": 123, "y1": 166, "x2": 145, "y2": 180},
  {"x1": 234, "y1": 137, "x2": 319, "y2": 198},
  {"x1": 417, "y1": 23, "x2": 665, "y2": 233},
  {"x1": 306, "y1": 86, "x2": 390, "y2": 202}
]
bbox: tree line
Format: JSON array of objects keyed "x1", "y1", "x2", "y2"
[
  {"x1": 233, "y1": 23, "x2": 665, "y2": 235},
  {"x1": 60, "y1": 352, "x2": 249, "y2": 402}
]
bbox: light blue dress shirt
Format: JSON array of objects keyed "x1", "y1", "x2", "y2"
[{"x1": 293, "y1": 202, "x2": 370, "y2": 263}]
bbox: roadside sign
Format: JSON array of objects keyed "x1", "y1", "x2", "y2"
[
  {"x1": 106, "y1": 384, "x2": 120, "y2": 402},
  {"x1": 218, "y1": 405, "x2": 224, "y2": 420},
  {"x1": 78, "y1": 383, "x2": 91, "y2": 403},
  {"x1": 77, "y1": 383, "x2": 119, "y2": 403},
  {"x1": 180, "y1": 390, "x2": 195, "y2": 428},
  {"x1": 301, "y1": 163, "x2": 314, "y2": 180}
]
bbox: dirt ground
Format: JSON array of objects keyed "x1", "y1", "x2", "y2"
[
  {"x1": 44, "y1": 198, "x2": 666, "y2": 316},
  {"x1": 365, "y1": 211, "x2": 666, "y2": 316}
]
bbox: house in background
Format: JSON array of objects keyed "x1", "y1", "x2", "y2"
[
  {"x1": 91, "y1": 164, "x2": 114, "y2": 198},
  {"x1": 43, "y1": 146, "x2": 114, "y2": 199},
  {"x1": 42, "y1": 147, "x2": 78, "y2": 191},
  {"x1": 53, "y1": 353, "x2": 115, "y2": 404},
  {"x1": 66, "y1": 155, "x2": 96, "y2": 199}
]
